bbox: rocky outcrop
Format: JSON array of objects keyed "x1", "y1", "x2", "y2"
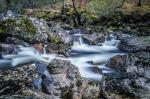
[
  {"x1": 104, "y1": 51, "x2": 150, "y2": 99},
  {"x1": 0, "y1": 11, "x2": 50, "y2": 44},
  {"x1": 0, "y1": 15, "x2": 37, "y2": 43}
]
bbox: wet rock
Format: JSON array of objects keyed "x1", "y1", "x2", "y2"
[
  {"x1": 83, "y1": 33, "x2": 105, "y2": 45},
  {"x1": 0, "y1": 64, "x2": 38, "y2": 95},
  {"x1": 113, "y1": 31, "x2": 132, "y2": 40},
  {"x1": 48, "y1": 23, "x2": 72, "y2": 44},
  {"x1": 0, "y1": 89, "x2": 58, "y2": 99},
  {"x1": 29, "y1": 17, "x2": 49, "y2": 43},
  {"x1": 0, "y1": 44, "x2": 19, "y2": 55},
  {"x1": 46, "y1": 59, "x2": 80, "y2": 98},
  {"x1": 105, "y1": 51, "x2": 150, "y2": 99},
  {"x1": 47, "y1": 59, "x2": 100, "y2": 99},
  {"x1": 69, "y1": 29, "x2": 89, "y2": 35},
  {"x1": 79, "y1": 79, "x2": 100, "y2": 99},
  {"x1": 47, "y1": 43, "x2": 70, "y2": 55},
  {"x1": 0, "y1": 95, "x2": 31, "y2": 99},
  {"x1": 69, "y1": 29, "x2": 105, "y2": 45},
  {"x1": 107, "y1": 55, "x2": 128, "y2": 72},
  {"x1": 19, "y1": 88, "x2": 59, "y2": 99},
  {"x1": 118, "y1": 36, "x2": 148, "y2": 52},
  {"x1": 5, "y1": 37, "x2": 29, "y2": 46}
]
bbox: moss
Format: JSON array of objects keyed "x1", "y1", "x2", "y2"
[
  {"x1": 23, "y1": 9, "x2": 61, "y2": 22},
  {"x1": 0, "y1": 16, "x2": 37, "y2": 42},
  {"x1": 53, "y1": 36, "x2": 62, "y2": 44},
  {"x1": 0, "y1": 19, "x2": 16, "y2": 33},
  {"x1": 0, "y1": 17, "x2": 36, "y2": 34},
  {"x1": 19, "y1": 16, "x2": 36, "y2": 34}
]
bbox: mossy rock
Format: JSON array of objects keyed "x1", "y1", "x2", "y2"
[
  {"x1": 22, "y1": 9, "x2": 61, "y2": 22},
  {"x1": 0, "y1": 16, "x2": 37, "y2": 42}
]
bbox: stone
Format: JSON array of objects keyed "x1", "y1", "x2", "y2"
[
  {"x1": 0, "y1": 64, "x2": 38, "y2": 95},
  {"x1": 104, "y1": 51, "x2": 150, "y2": 99},
  {"x1": 46, "y1": 59, "x2": 100, "y2": 99},
  {"x1": 118, "y1": 36, "x2": 147, "y2": 52},
  {"x1": 5, "y1": 37, "x2": 29, "y2": 46}
]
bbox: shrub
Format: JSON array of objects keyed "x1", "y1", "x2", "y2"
[{"x1": 86, "y1": 0, "x2": 124, "y2": 17}]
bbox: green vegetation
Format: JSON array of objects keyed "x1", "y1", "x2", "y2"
[
  {"x1": 86, "y1": 0, "x2": 124, "y2": 17},
  {"x1": 0, "y1": 17, "x2": 36, "y2": 34},
  {"x1": 51, "y1": 36, "x2": 62, "y2": 44},
  {"x1": 0, "y1": 16, "x2": 36, "y2": 41}
]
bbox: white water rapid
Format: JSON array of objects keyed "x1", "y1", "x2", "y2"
[
  {"x1": 0, "y1": 34, "x2": 124, "y2": 81},
  {"x1": 67, "y1": 34, "x2": 124, "y2": 80}
]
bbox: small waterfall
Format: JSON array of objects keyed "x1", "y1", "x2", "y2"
[
  {"x1": 79, "y1": 36, "x2": 84, "y2": 45},
  {"x1": 103, "y1": 33, "x2": 120, "y2": 47},
  {"x1": 68, "y1": 33, "x2": 124, "y2": 80}
]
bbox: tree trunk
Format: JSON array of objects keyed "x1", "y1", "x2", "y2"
[
  {"x1": 138, "y1": 0, "x2": 144, "y2": 6},
  {"x1": 5, "y1": 0, "x2": 11, "y2": 9},
  {"x1": 71, "y1": 0, "x2": 82, "y2": 26}
]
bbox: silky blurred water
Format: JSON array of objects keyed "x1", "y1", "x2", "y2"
[{"x1": 67, "y1": 34, "x2": 124, "y2": 80}]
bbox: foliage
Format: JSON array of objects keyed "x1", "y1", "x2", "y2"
[{"x1": 86, "y1": 0, "x2": 124, "y2": 17}]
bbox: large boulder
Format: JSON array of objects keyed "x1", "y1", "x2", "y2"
[
  {"x1": 48, "y1": 22, "x2": 72, "y2": 45},
  {"x1": 0, "y1": 16, "x2": 37, "y2": 43},
  {"x1": 0, "y1": 64, "x2": 38, "y2": 95},
  {"x1": 47, "y1": 59, "x2": 100, "y2": 99},
  {"x1": 117, "y1": 34, "x2": 149, "y2": 52},
  {"x1": 104, "y1": 51, "x2": 150, "y2": 99},
  {"x1": 0, "y1": 11, "x2": 50, "y2": 43}
]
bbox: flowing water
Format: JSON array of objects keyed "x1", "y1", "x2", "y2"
[
  {"x1": 67, "y1": 34, "x2": 124, "y2": 80},
  {"x1": 0, "y1": 33, "x2": 124, "y2": 81}
]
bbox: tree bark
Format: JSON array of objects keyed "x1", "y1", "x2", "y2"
[
  {"x1": 5, "y1": 0, "x2": 11, "y2": 9},
  {"x1": 71, "y1": 0, "x2": 82, "y2": 26},
  {"x1": 138, "y1": 0, "x2": 144, "y2": 6}
]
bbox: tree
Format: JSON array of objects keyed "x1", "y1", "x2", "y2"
[
  {"x1": 71, "y1": 0, "x2": 82, "y2": 26},
  {"x1": 138, "y1": 0, "x2": 144, "y2": 6},
  {"x1": 5, "y1": 0, "x2": 11, "y2": 9}
]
